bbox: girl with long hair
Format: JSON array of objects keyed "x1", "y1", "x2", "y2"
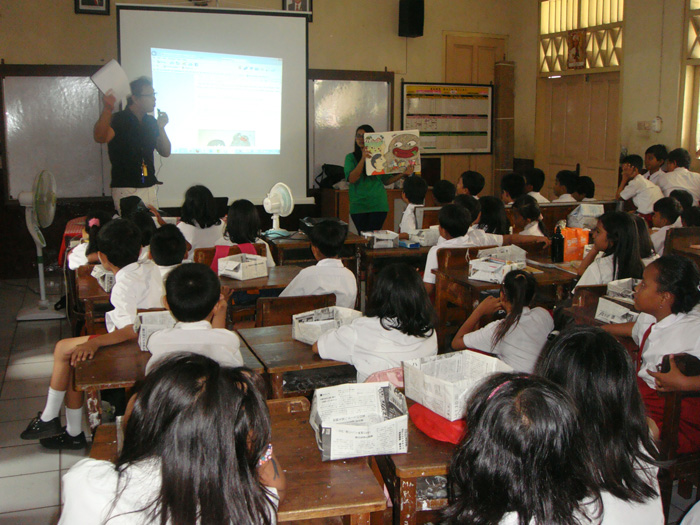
[
  {"x1": 177, "y1": 185, "x2": 224, "y2": 260},
  {"x1": 511, "y1": 194, "x2": 547, "y2": 237},
  {"x1": 67, "y1": 209, "x2": 113, "y2": 270}
]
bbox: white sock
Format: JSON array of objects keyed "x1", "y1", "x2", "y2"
[
  {"x1": 65, "y1": 408, "x2": 83, "y2": 437},
  {"x1": 40, "y1": 388, "x2": 66, "y2": 422}
]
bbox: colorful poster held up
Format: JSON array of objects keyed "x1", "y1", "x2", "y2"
[{"x1": 363, "y1": 130, "x2": 421, "y2": 176}]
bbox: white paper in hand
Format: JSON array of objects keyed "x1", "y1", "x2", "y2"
[{"x1": 91, "y1": 60, "x2": 130, "y2": 106}]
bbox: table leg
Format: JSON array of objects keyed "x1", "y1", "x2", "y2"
[
  {"x1": 85, "y1": 388, "x2": 102, "y2": 433},
  {"x1": 349, "y1": 513, "x2": 371, "y2": 525},
  {"x1": 395, "y1": 477, "x2": 417, "y2": 525},
  {"x1": 270, "y1": 372, "x2": 285, "y2": 399}
]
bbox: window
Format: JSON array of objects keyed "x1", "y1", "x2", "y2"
[{"x1": 539, "y1": 0, "x2": 624, "y2": 74}]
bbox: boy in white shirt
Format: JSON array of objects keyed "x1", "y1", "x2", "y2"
[
  {"x1": 21, "y1": 219, "x2": 163, "y2": 450},
  {"x1": 456, "y1": 170, "x2": 485, "y2": 197},
  {"x1": 617, "y1": 154, "x2": 664, "y2": 216},
  {"x1": 145, "y1": 263, "x2": 243, "y2": 373},
  {"x1": 399, "y1": 175, "x2": 428, "y2": 234},
  {"x1": 279, "y1": 220, "x2": 357, "y2": 308},
  {"x1": 644, "y1": 144, "x2": 668, "y2": 183},
  {"x1": 656, "y1": 148, "x2": 700, "y2": 202},
  {"x1": 523, "y1": 167, "x2": 550, "y2": 204},
  {"x1": 572, "y1": 176, "x2": 596, "y2": 202},
  {"x1": 149, "y1": 223, "x2": 188, "y2": 280},
  {"x1": 650, "y1": 197, "x2": 683, "y2": 255},
  {"x1": 551, "y1": 170, "x2": 578, "y2": 203}
]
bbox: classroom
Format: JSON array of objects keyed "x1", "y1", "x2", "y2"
[{"x1": 1, "y1": 0, "x2": 700, "y2": 523}]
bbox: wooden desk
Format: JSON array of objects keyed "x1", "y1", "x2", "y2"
[
  {"x1": 375, "y1": 414, "x2": 455, "y2": 525},
  {"x1": 74, "y1": 339, "x2": 263, "y2": 431},
  {"x1": 435, "y1": 264, "x2": 576, "y2": 350},
  {"x1": 262, "y1": 231, "x2": 368, "y2": 273},
  {"x1": 90, "y1": 408, "x2": 387, "y2": 523},
  {"x1": 237, "y1": 325, "x2": 353, "y2": 398},
  {"x1": 361, "y1": 245, "x2": 432, "y2": 299},
  {"x1": 219, "y1": 265, "x2": 302, "y2": 292},
  {"x1": 673, "y1": 245, "x2": 700, "y2": 268}
]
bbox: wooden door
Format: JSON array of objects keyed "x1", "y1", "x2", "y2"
[
  {"x1": 535, "y1": 72, "x2": 621, "y2": 200},
  {"x1": 444, "y1": 34, "x2": 507, "y2": 195}
]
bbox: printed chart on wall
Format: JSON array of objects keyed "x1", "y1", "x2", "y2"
[{"x1": 402, "y1": 82, "x2": 493, "y2": 155}]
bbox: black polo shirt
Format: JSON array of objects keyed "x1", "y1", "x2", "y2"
[{"x1": 108, "y1": 109, "x2": 160, "y2": 188}]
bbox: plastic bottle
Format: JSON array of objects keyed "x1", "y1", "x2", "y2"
[{"x1": 551, "y1": 226, "x2": 564, "y2": 263}]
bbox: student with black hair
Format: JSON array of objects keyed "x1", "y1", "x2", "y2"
[
  {"x1": 657, "y1": 148, "x2": 700, "y2": 202},
  {"x1": 21, "y1": 219, "x2": 163, "y2": 449},
  {"x1": 399, "y1": 175, "x2": 428, "y2": 233},
  {"x1": 605, "y1": 255, "x2": 700, "y2": 454},
  {"x1": 279, "y1": 220, "x2": 357, "y2": 308},
  {"x1": 149, "y1": 223, "x2": 188, "y2": 279},
  {"x1": 651, "y1": 196, "x2": 683, "y2": 255},
  {"x1": 618, "y1": 154, "x2": 664, "y2": 217},
  {"x1": 512, "y1": 194, "x2": 547, "y2": 237},
  {"x1": 313, "y1": 262, "x2": 436, "y2": 381},
  {"x1": 573, "y1": 175, "x2": 596, "y2": 201},
  {"x1": 60, "y1": 354, "x2": 284, "y2": 524},
  {"x1": 536, "y1": 327, "x2": 664, "y2": 523},
  {"x1": 500, "y1": 172, "x2": 527, "y2": 205},
  {"x1": 475, "y1": 195, "x2": 510, "y2": 235},
  {"x1": 576, "y1": 211, "x2": 644, "y2": 287},
  {"x1": 452, "y1": 269, "x2": 553, "y2": 373},
  {"x1": 130, "y1": 209, "x2": 158, "y2": 262},
  {"x1": 456, "y1": 170, "x2": 485, "y2": 197},
  {"x1": 644, "y1": 144, "x2": 668, "y2": 184},
  {"x1": 146, "y1": 264, "x2": 243, "y2": 373},
  {"x1": 523, "y1": 167, "x2": 550, "y2": 203},
  {"x1": 632, "y1": 214, "x2": 659, "y2": 266},
  {"x1": 215, "y1": 199, "x2": 275, "y2": 270},
  {"x1": 670, "y1": 189, "x2": 694, "y2": 212},
  {"x1": 682, "y1": 206, "x2": 700, "y2": 227},
  {"x1": 454, "y1": 194, "x2": 480, "y2": 225},
  {"x1": 552, "y1": 169, "x2": 579, "y2": 202},
  {"x1": 432, "y1": 179, "x2": 457, "y2": 205},
  {"x1": 67, "y1": 209, "x2": 113, "y2": 270},
  {"x1": 443, "y1": 374, "x2": 601, "y2": 525},
  {"x1": 177, "y1": 185, "x2": 225, "y2": 261}
]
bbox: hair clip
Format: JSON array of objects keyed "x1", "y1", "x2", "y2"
[
  {"x1": 88, "y1": 218, "x2": 100, "y2": 228},
  {"x1": 488, "y1": 380, "x2": 511, "y2": 400},
  {"x1": 696, "y1": 284, "x2": 700, "y2": 292},
  {"x1": 257, "y1": 443, "x2": 273, "y2": 466}
]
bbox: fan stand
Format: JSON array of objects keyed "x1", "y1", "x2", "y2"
[
  {"x1": 264, "y1": 214, "x2": 291, "y2": 238},
  {"x1": 17, "y1": 231, "x2": 65, "y2": 322}
]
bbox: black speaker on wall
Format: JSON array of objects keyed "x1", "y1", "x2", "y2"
[{"x1": 399, "y1": 0, "x2": 424, "y2": 38}]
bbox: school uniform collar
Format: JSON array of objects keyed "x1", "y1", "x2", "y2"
[
  {"x1": 114, "y1": 261, "x2": 141, "y2": 280},
  {"x1": 316, "y1": 258, "x2": 343, "y2": 267},
  {"x1": 174, "y1": 320, "x2": 213, "y2": 330}
]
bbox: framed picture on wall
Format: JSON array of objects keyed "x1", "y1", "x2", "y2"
[
  {"x1": 75, "y1": 0, "x2": 110, "y2": 16},
  {"x1": 282, "y1": 0, "x2": 312, "y2": 22}
]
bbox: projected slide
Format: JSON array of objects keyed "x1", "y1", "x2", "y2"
[{"x1": 151, "y1": 48, "x2": 282, "y2": 155}]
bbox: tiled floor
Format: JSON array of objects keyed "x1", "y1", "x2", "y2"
[{"x1": 0, "y1": 277, "x2": 699, "y2": 523}]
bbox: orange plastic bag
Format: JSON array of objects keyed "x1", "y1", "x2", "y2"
[{"x1": 562, "y1": 227, "x2": 589, "y2": 262}]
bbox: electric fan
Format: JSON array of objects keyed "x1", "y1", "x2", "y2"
[
  {"x1": 263, "y1": 183, "x2": 294, "y2": 237},
  {"x1": 17, "y1": 170, "x2": 65, "y2": 321}
]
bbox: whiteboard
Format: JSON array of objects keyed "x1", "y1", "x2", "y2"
[
  {"x1": 308, "y1": 72, "x2": 393, "y2": 189},
  {"x1": 3, "y1": 75, "x2": 109, "y2": 199}
]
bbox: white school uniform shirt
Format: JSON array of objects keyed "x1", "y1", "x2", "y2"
[
  {"x1": 576, "y1": 253, "x2": 615, "y2": 288},
  {"x1": 278, "y1": 258, "x2": 357, "y2": 308},
  {"x1": 138, "y1": 246, "x2": 150, "y2": 263},
  {"x1": 551, "y1": 193, "x2": 577, "y2": 203},
  {"x1": 465, "y1": 228, "x2": 505, "y2": 247},
  {"x1": 317, "y1": 316, "x2": 437, "y2": 382},
  {"x1": 520, "y1": 221, "x2": 544, "y2": 237},
  {"x1": 645, "y1": 168, "x2": 664, "y2": 184},
  {"x1": 399, "y1": 203, "x2": 422, "y2": 233},
  {"x1": 527, "y1": 191, "x2": 550, "y2": 204},
  {"x1": 145, "y1": 320, "x2": 244, "y2": 374},
  {"x1": 59, "y1": 458, "x2": 279, "y2": 525},
  {"x1": 619, "y1": 175, "x2": 664, "y2": 214},
  {"x1": 656, "y1": 167, "x2": 700, "y2": 202},
  {"x1": 642, "y1": 253, "x2": 660, "y2": 266},
  {"x1": 633, "y1": 310, "x2": 700, "y2": 389},
  {"x1": 105, "y1": 260, "x2": 163, "y2": 333},
  {"x1": 650, "y1": 221, "x2": 680, "y2": 255},
  {"x1": 461, "y1": 307, "x2": 553, "y2": 373},
  {"x1": 423, "y1": 236, "x2": 473, "y2": 285},
  {"x1": 682, "y1": 501, "x2": 700, "y2": 524},
  {"x1": 67, "y1": 243, "x2": 89, "y2": 270},
  {"x1": 178, "y1": 221, "x2": 226, "y2": 261},
  {"x1": 215, "y1": 235, "x2": 276, "y2": 268}
]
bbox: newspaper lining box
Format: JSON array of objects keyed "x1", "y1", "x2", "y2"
[
  {"x1": 362, "y1": 230, "x2": 399, "y2": 249},
  {"x1": 594, "y1": 297, "x2": 639, "y2": 324},
  {"x1": 91, "y1": 265, "x2": 115, "y2": 293},
  {"x1": 309, "y1": 382, "x2": 408, "y2": 461},
  {"x1": 218, "y1": 253, "x2": 268, "y2": 280},
  {"x1": 409, "y1": 228, "x2": 440, "y2": 247},
  {"x1": 292, "y1": 307, "x2": 362, "y2": 345},
  {"x1": 403, "y1": 351, "x2": 513, "y2": 421},
  {"x1": 606, "y1": 278, "x2": 640, "y2": 304},
  {"x1": 135, "y1": 310, "x2": 177, "y2": 351},
  {"x1": 469, "y1": 245, "x2": 527, "y2": 283},
  {"x1": 567, "y1": 204, "x2": 604, "y2": 229}
]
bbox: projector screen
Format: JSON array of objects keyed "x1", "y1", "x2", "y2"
[{"x1": 118, "y1": 6, "x2": 309, "y2": 207}]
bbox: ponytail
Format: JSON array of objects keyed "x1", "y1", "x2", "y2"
[
  {"x1": 512, "y1": 194, "x2": 549, "y2": 237},
  {"x1": 85, "y1": 210, "x2": 113, "y2": 256},
  {"x1": 491, "y1": 270, "x2": 537, "y2": 348}
]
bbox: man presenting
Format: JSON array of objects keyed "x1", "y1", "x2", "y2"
[{"x1": 93, "y1": 77, "x2": 171, "y2": 213}]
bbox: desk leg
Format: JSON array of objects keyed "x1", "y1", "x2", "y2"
[
  {"x1": 85, "y1": 388, "x2": 102, "y2": 433},
  {"x1": 395, "y1": 478, "x2": 417, "y2": 525},
  {"x1": 270, "y1": 372, "x2": 285, "y2": 399},
  {"x1": 349, "y1": 513, "x2": 371, "y2": 525}
]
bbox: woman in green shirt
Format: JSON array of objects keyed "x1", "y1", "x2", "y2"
[{"x1": 344, "y1": 124, "x2": 413, "y2": 233}]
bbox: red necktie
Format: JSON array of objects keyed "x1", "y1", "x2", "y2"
[{"x1": 637, "y1": 323, "x2": 655, "y2": 371}]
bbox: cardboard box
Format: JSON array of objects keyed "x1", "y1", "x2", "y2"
[
  {"x1": 136, "y1": 310, "x2": 177, "y2": 351},
  {"x1": 403, "y1": 351, "x2": 513, "y2": 421},
  {"x1": 606, "y1": 278, "x2": 640, "y2": 304},
  {"x1": 567, "y1": 204, "x2": 604, "y2": 229},
  {"x1": 476, "y1": 245, "x2": 527, "y2": 263},
  {"x1": 91, "y1": 265, "x2": 115, "y2": 292},
  {"x1": 594, "y1": 297, "x2": 639, "y2": 324},
  {"x1": 309, "y1": 382, "x2": 408, "y2": 461},
  {"x1": 469, "y1": 258, "x2": 526, "y2": 283},
  {"x1": 292, "y1": 307, "x2": 362, "y2": 345},
  {"x1": 218, "y1": 253, "x2": 268, "y2": 280},
  {"x1": 362, "y1": 230, "x2": 399, "y2": 249}
]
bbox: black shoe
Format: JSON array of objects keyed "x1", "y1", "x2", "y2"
[
  {"x1": 20, "y1": 413, "x2": 62, "y2": 440},
  {"x1": 39, "y1": 428, "x2": 87, "y2": 450}
]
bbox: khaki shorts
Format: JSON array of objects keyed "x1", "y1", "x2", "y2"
[{"x1": 112, "y1": 186, "x2": 159, "y2": 215}]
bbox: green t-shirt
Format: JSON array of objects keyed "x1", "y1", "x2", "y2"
[{"x1": 344, "y1": 152, "x2": 390, "y2": 214}]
